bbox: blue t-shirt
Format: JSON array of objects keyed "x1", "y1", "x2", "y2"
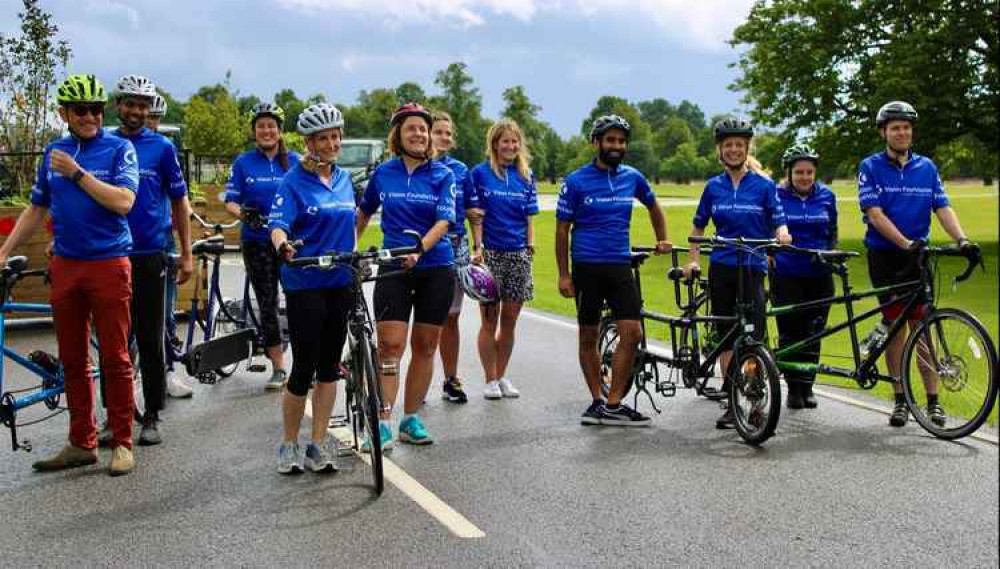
[
  {"x1": 692, "y1": 170, "x2": 786, "y2": 272},
  {"x1": 269, "y1": 164, "x2": 356, "y2": 291},
  {"x1": 359, "y1": 157, "x2": 456, "y2": 269},
  {"x1": 858, "y1": 151, "x2": 949, "y2": 251},
  {"x1": 115, "y1": 128, "x2": 187, "y2": 255},
  {"x1": 30, "y1": 129, "x2": 138, "y2": 260},
  {"x1": 471, "y1": 162, "x2": 539, "y2": 251},
  {"x1": 225, "y1": 148, "x2": 300, "y2": 243},
  {"x1": 557, "y1": 161, "x2": 657, "y2": 264},
  {"x1": 773, "y1": 183, "x2": 838, "y2": 278},
  {"x1": 438, "y1": 154, "x2": 477, "y2": 237}
]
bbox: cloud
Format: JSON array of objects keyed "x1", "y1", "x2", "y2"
[
  {"x1": 278, "y1": 0, "x2": 752, "y2": 50},
  {"x1": 83, "y1": 0, "x2": 141, "y2": 30}
]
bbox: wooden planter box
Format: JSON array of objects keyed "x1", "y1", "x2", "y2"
[{"x1": 1, "y1": 185, "x2": 243, "y2": 319}]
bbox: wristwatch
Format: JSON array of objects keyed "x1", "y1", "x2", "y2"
[{"x1": 71, "y1": 169, "x2": 86, "y2": 183}]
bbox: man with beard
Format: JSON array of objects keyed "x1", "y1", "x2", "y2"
[
  {"x1": 111, "y1": 75, "x2": 195, "y2": 445},
  {"x1": 858, "y1": 101, "x2": 973, "y2": 428},
  {"x1": 555, "y1": 114, "x2": 671, "y2": 426}
]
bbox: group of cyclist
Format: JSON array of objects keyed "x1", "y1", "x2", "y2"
[{"x1": 0, "y1": 68, "x2": 979, "y2": 477}]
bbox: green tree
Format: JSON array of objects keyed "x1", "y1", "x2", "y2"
[
  {"x1": 637, "y1": 98, "x2": 675, "y2": 131},
  {"x1": 730, "y1": 0, "x2": 997, "y2": 180},
  {"x1": 0, "y1": 0, "x2": 72, "y2": 200},
  {"x1": 184, "y1": 92, "x2": 244, "y2": 157},
  {"x1": 501, "y1": 85, "x2": 549, "y2": 176},
  {"x1": 237, "y1": 94, "x2": 261, "y2": 116},
  {"x1": 433, "y1": 63, "x2": 488, "y2": 166},
  {"x1": 659, "y1": 142, "x2": 709, "y2": 184},
  {"x1": 395, "y1": 82, "x2": 426, "y2": 106},
  {"x1": 655, "y1": 116, "x2": 694, "y2": 160},
  {"x1": 675, "y1": 100, "x2": 707, "y2": 131},
  {"x1": 580, "y1": 96, "x2": 657, "y2": 178},
  {"x1": 274, "y1": 88, "x2": 307, "y2": 133}
]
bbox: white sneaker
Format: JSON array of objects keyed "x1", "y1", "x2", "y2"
[
  {"x1": 166, "y1": 371, "x2": 194, "y2": 398},
  {"x1": 498, "y1": 377, "x2": 520, "y2": 398},
  {"x1": 483, "y1": 380, "x2": 503, "y2": 400}
]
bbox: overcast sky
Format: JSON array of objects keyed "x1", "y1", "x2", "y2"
[{"x1": 3, "y1": 0, "x2": 756, "y2": 136}]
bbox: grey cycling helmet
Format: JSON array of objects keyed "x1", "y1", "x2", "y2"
[
  {"x1": 251, "y1": 102, "x2": 285, "y2": 126},
  {"x1": 589, "y1": 114, "x2": 631, "y2": 141},
  {"x1": 149, "y1": 94, "x2": 167, "y2": 117},
  {"x1": 713, "y1": 116, "x2": 754, "y2": 141},
  {"x1": 115, "y1": 74, "x2": 157, "y2": 100},
  {"x1": 297, "y1": 103, "x2": 344, "y2": 135},
  {"x1": 782, "y1": 143, "x2": 819, "y2": 169},
  {"x1": 875, "y1": 101, "x2": 917, "y2": 128}
]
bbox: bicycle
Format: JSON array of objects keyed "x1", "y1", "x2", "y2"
[
  {"x1": 597, "y1": 236, "x2": 783, "y2": 445},
  {"x1": 767, "y1": 241, "x2": 997, "y2": 439},
  {"x1": 167, "y1": 212, "x2": 255, "y2": 383},
  {"x1": 286, "y1": 230, "x2": 424, "y2": 495},
  {"x1": 0, "y1": 257, "x2": 138, "y2": 451}
]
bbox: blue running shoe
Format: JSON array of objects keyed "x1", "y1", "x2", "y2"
[
  {"x1": 304, "y1": 439, "x2": 338, "y2": 473},
  {"x1": 277, "y1": 442, "x2": 303, "y2": 474},
  {"x1": 361, "y1": 421, "x2": 394, "y2": 453},
  {"x1": 399, "y1": 415, "x2": 434, "y2": 445}
]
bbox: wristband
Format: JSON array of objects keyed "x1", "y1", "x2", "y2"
[{"x1": 71, "y1": 169, "x2": 85, "y2": 183}]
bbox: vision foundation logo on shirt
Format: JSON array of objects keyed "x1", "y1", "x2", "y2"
[
  {"x1": 384, "y1": 191, "x2": 437, "y2": 203},
  {"x1": 583, "y1": 195, "x2": 633, "y2": 206},
  {"x1": 712, "y1": 203, "x2": 764, "y2": 213}
]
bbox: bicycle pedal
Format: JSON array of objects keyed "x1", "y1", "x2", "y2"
[
  {"x1": 247, "y1": 364, "x2": 267, "y2": 373},
  {"x1": 197, "y1": 371, "x2": 218, "y2": 384},
  {"x1": 657, "y1": 382, "x2": 677, "y2": 397}
]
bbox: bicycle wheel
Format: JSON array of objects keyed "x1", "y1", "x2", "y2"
[
  {"x1": 728, "y1": 345, "x2": 781, "y2": 446},
  {"x1": 211, "y1": 300, "x2": 241, "y2": 377},
  {"x1": 597, "y1": 316, "x2": 634, "y2": 400},
  {"x1": 902, "y1": 308, "x2": 998, "y2": 440},
  {"x1": 356, "y1": 336, "x2": 384, "y2": 495}
]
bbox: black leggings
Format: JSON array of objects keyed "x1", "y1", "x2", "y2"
[
  {"x1": 285, "y1": 286, "x2": 353, "y2": 397},
  {"x1": 708, "y1": 263, "x2": 767, "y2": 349},
  {"x1": 130, "y1": 253, "x2": 166, "y2": 414},
  {"x1": 242, "y1": 240, "x2": 282, "y2": 348},
  {"x1": 772, "y1": 274, "x2": 834, "y2": 384}
]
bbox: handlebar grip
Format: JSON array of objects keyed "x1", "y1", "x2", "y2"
[{"x1": 688, "y1": 236, "x2": 711, "y2": 244}]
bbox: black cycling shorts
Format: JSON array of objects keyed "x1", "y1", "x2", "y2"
[
  {"x1": 708, "y1": 263, "x2": 767, "y2": 349},
  {"x1": 373, "y1": 266, "x2": 454, "y2": 326},
  {"x1": 867, "y1": 248, "x2": 930, "y2": 320},
  {"x1": 284, "y1": 286, "x2": 352, "y2": 397},
  {"x1": 572, "y1": 262, "x2": 641, "y2": 326}
]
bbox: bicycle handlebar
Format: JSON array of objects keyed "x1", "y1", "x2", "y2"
[
  {"x1": 924, "y1": 243, "x2": 984, "y2": 283},
  {"x1": 285, "y1": 230, "x2": 424, "y2": 270},
  {"x1": 190, "y1": 211, "x2": 241, "y2": 232}
]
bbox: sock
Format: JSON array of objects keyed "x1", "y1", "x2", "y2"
[
  {"x1": 403, "y1": 413, "x2": 418, "y2": 423},
  {"x1": 606, "y1": 402, "x2": 620, "y2": 410},
  {"x1": 927, "y1": 394, "x2": 939, "y2": 406},
  {"x1": 894, "y1": 393, "x2": 906, "y2": 405}
]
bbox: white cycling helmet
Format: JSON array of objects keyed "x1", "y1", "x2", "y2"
[
  {"x1": 149, "y1": 94, "x2": 167, "y2": 117},
  {"x1": 297, "y1": 103, "x2": 344, "y2": 135},
  {"x1": 115, "y1": 74, "x2": 157, "y2": 100}
]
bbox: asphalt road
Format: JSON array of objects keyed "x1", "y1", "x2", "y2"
[{"x1": 1, "y1": 264, "x2": 997, "y2": 568}]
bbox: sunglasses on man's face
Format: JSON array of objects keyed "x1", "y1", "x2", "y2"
[{"x1": 67, "y1": 103, "x2": 105, "y2": 117}]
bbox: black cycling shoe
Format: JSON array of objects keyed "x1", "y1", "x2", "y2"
[
  {"x1": 786, "y1": 383, "x2": 804, "y2": 409},
  {"x1": 138, "y1": 413, "x2": 162, "y2": 446},
  {"x1": 889, "y1": 402, "x2": 909, "y2": 427},
  {"x1": 715, "y1": 406, "x2": 736, "y2": 429},
  {"x1": 802, "y1": 384, "x2": 818, "y2": 409},
  {"x1": 442, "y1": 377, "x2": 468, "y2": 404},
  {"x1": 927, "y1": 403, "x2": 947, "y2": 427}
]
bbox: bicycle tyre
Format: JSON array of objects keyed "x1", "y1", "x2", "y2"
[
  {"x1": 356, "y1": 336, "x2": 385, "y2": 495},
  {"x1": 902, "y1": 308, "x2": 998, "y2": 440},
  {"x1": 210, "y1": 301, "x2": 241, "y2": 378},
  {"x1": 597, "y1": 316, "x2": 634, "y2": 400},
  {"x1": 728, "y1": 345, "x2": 781, "y2": 446}
]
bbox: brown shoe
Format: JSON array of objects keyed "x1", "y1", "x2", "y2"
[
  {"x1": 32, "y1": 444, "x2": 98, "y2": 472},
  {"x1": 109, "y1": 446, "x2": 135, "y2": 476}
]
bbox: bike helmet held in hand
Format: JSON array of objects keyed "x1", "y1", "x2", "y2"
[
  {"x1": 296, "y1": 103, "x2": 344, "y2": 135},
  {"x1": 457, "y1": 264, "x2": 499, "y2": 303}
]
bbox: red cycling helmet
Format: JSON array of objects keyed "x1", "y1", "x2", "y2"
[{"x1": 390, "y1": 102, "x2": 432, "y2": 128}]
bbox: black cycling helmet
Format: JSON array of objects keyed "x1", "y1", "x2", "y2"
[
  {"x1": 782, "y1": 143, "x2": 820, "y2": 169},
  {"x1": 589, "y1": 114, "x2": 631, "y2": 142},
  {"x1": 390, "y1": 102, "x2": 432, "y2": 128},
  {"x1": 875, "y1": 101, "x2": 918, "y2": 128},
  {"x1": 713, "y1": 116, "x2": 754, "y2": 142}
]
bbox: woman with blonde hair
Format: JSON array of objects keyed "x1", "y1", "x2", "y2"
[{"x1": 470, "y1": 119, "x2": 539, "y2": 400}]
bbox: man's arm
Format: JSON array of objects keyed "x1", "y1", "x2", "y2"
[
  {"x1": 865, "y1": 206, "x2": 913, "y2": 249},
  {"x1": 49, "y1": 149, "x2": 134, "y2": 215},
  {"x1": 170, "y1": 197, "x2": 194, "y2": 284},
  {"x1": 0, "y1": 205, "x2": 49, "y2": 263},
  {"x1": 934, "y1": 206, "x2": 969, "y2": 243}
]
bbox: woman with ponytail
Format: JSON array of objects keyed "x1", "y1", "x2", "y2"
[{"x1": 225, "y1": 103, "x2": 300, "y2": 390}]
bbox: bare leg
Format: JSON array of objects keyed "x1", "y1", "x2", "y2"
[
  {"x1": 494, "y1": 301, "x2": 523, "y2": 379},
  {"x1": 376, "y1": 321, "x2": 408, "y2": 420},
  {"x1": 579, "y1": 325, "x2": 602, "y2": 400},
  {"x1": 403, "y1": 323, "x2": 443, "y2": 414},
  {"x1": 607, "y1": 320, "x2": 641, "y2": 406},
  {"x1": 478, "y1": 303, "x2": 500, "y2": 383}
]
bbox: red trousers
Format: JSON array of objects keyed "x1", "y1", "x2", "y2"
[{"x1": 50, "y1": 256, "x2": 133, "y2": 449}]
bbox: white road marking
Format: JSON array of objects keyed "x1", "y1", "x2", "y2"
[
  {"x1": 303, "y1": 399, "x2": 486, "y2": 538},
  {"x1": 523, "y1": 309, "x2": 998, "y2": 445}
]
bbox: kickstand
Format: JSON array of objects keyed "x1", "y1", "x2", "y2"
[{"x1": 633, "y1": 383, "x2": 661, "y2": 414}]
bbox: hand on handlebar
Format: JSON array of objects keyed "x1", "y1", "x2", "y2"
[
  {"x1": 278, "y1": 240, "x2": 299, "y2": 262},
  {"x1": 401, "y1": 253, "x2": 421, "y2": 269},
  {"x1": 655, "y1": 240, "x2": 673, "y2": 255},
  {"x1": 682, "y1": 262, "x2": 700, "y2": 279}
]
